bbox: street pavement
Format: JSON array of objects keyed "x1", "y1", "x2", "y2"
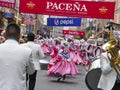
[{"x1": 35, "y1": 56, "x2": 89, "y2": 90}]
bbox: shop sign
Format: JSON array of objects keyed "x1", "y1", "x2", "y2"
[
  {"x1": 4, "y1": 12, "x2": 14, "y2": 18},
  {"x1": 47, "y1": 18, "x2": 81, "y2": 26},
  {"x1": 24, "y1": 18, "x2": 36, "y2": 25},
  {"x1": 62, "y1": 30, "x2": 85, "y2": 36},
  {"x1": 19, "y1": 0, "x2": 115, "y2": 19},
  {"x1": 0, "y1": 0, "x2": 15, "y2": 8}
]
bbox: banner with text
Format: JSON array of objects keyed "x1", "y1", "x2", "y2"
[
  {"x1": 47, "y1": 18, "x2": 81, "y2": 26},
  {"x1": 4, "y1": 12, "x2": 14, "y2": 18},
  {"x1": 62, "y1": 30, "x2": 85, "y2": 36},
  {"x1": 0, "y1": 0, "x2": 15, "y2": 8},
  {"x1": 19, "y1": 0, "x2": 115, "y2": 19}
]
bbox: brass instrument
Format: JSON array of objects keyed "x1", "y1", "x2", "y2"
[{"x1": 102, "y1": 39, "x2": 120, "y2": 78}]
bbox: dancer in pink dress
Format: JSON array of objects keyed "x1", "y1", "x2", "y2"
[
  {"x1": 41, "y1": 39, "x2": 51, "y2": 55},
  {"x1": 79, "y1": 42, "x2": 88, "y2": 65},
  {"x1": 69, "y1": 42, "x2": 76, "y2": 63},
  {"x1": 47, "y1": 42, "x2": 79, "y2": 81},
  {"x1": 84, "y1": 44, "x2": 94, "y2": 74},
  {"x1": 68, "y1": 39, "x2": 84, "y2": 65},
  {"x1": 48, "y1": 39, "x2": 61, "y2": 69}
]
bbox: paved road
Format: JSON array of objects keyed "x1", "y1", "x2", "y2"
[{"x1": 35, "y1": 56, "x2": 89, "y2": 90}]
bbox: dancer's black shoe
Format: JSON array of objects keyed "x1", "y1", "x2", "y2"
[
  {"x1": 63, "y1": 75, "x2": 66, "y2": 80},
  {"x1": 57, "y1": 77, "x2": 62, "y2": 82}
]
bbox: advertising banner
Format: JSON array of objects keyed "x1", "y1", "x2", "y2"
[
  {"x1": 19, "y1": 0, "x2": 115, "y2": 19},
  {"x1": 62, "y1": 30, "x2": 85, "y2": 36},
  {"x1": 0, "y1": 0, "x2": 15, "y2": 8},
  {"x1": 47, "y1": 18, "x2": 81, "y2": 26},
  {"x1": 4, "y1": 12, "x2": 14, "y2": 18}
]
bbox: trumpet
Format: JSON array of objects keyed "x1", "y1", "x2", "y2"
[{"x1": 102, "y1": 39, "x2": 120, "y2": 79}]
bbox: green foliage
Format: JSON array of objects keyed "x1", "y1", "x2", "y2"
[{"x1": 86, "y1": 30, "x2": 92, "y2": 38}]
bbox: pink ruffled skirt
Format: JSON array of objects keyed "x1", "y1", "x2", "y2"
[{"x1": 47, "y1": 60, "x2": 79, "y2": 76}]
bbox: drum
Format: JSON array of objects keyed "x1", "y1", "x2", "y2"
[
  {"x1": 85, "y1": 57, "x2": 102, "y2": 90},
  {"x1": 39, "y1": 60, "x2": 49, "y2": 70}
]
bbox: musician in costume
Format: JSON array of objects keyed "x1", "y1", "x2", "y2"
[
  {"x1": 98, "y1": 40, "x2": 120, "y2": 90},
  {"x1": 86, "y1": 44, "x2": 94, "y2": 61},
  {"x1": 93, "y1": 38, "x2": 104, "y2": 57},
  {"x1": 93, "y1": 46, "x2": 103, "y2": 58}
]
